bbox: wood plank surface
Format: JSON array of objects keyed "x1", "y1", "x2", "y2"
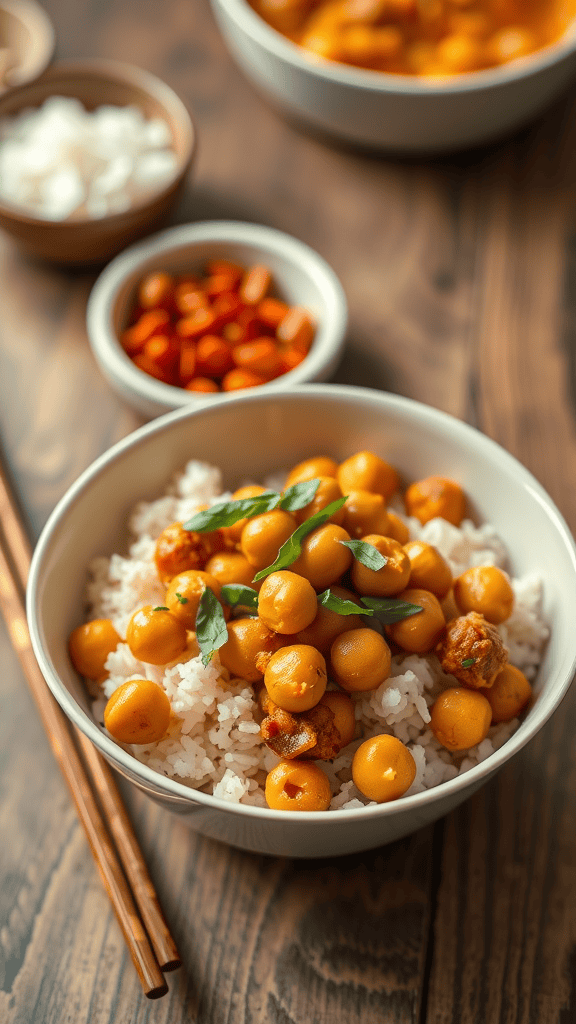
[{"x1": 1, "y1": 1, "x2": 576, "y2": 1022}]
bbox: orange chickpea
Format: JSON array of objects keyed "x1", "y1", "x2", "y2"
[
  {"x1": 385, "y1": 588, "x2": 446, "y2": 654},
  {"x1": 68, "y1": 618, "x2": 121, "y2": 679},
  {"x1": 284, "y1": 456, "x2": 339, "y2": 488},
  {"x1": 351, "y1": 534, "x2": 411, "y2": 597},
  {"x1": 265, "y1": 759, "x2": 332, "y2": 811},
  {"x1": 352, "y1": 735, "x2": 416, "y2": 803},
  {"x1": 154, "y1": 521, "x2": 221, "y2": 582},
  {"x1": 481, "y1": 664, "x2": 532, "y2": 723},
  {"x1": 337, "y1": 450, "x2": 399, "y2": 501},
  {"x1": 232, "y1": 338, "x2": 283, "y2": 377},
  {"x1": 342, "y1": 490, "x2": 391, "y2": 538},
  {"x1": 258, "y1": 570, "x2": 318, "y2": 634},
  {"x1": 221, "y1": 368, "x2": 268, "y2": 391},
  {"x1": 239, "y1": 264, "x2": 272, "y2": 305},
  {"x1": 276, "y1": 306, "x2": 315, "y2": 351},
  {"x1": 290, "y1": 523, "x2": 353, "y2": 591},
  {"x1": 137, "y1": 271, "x2": 174, "y2": 310},
  {"x1": 225, "y1": 484, "x2": 267, "y2": 543},
  {"x1": 386, "y1": 511, "x2": 410, "y2": 545},
  {"x1": 186, "y1": 377, "x2": 220, "y2": 394},
  {"x1": 430, "y1": 687, "x2": 492, "y2": 751},
  {"x1": 205, "y1": 551, "x2": 257, "y2": 588},
  {"x1": 104, "y1": 678, "x2": 171, "y2": 745},
  {"x1": 219, "y1": 617, "x2": 284, "y2": 682},
  {"x1": 195, "y1": 335, "x2": 234, "y2": 377},
  {"x1": 292, "y1": 584, "x2": 363, "y2": 654},
  {"x1": 434, "y1": 33, "x2": 483, "y2": 73},
  {"x1": 404, "y1": 540, "x2": 453, "y2": 598},
  {"x1": 488, "y1": 27, "x2": 536, "y2": 65},
  {"x1": 404, "y1": 476, "x2": 466, "y2": 526},
  {"x1": 126, "y1": 605, "x2": 188, "y2": 665},
  {"x1": 453, "y1": 565, "x2": 514, "y2": 625},
  {"x1": 165, "y1": 570, "x2": 223, "y2": 629},
  {"x1": 264, "y1": 644, "x2": 327, "y2": 712},
  {"x1": 330, "y1": 627, "x2": 392, "y2": 692},
  {"x1": 294, "y1": 475, "x2": 344, "y2": 525},
  {"x1": 241, "y1": 509, "x2": 297, "y2": 570},
  {"x1": 319, "y1": 690, "x2": 356, "y2": 749}
]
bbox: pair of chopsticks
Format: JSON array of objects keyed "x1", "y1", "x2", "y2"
[{"x1": 0, "y1": 452, "x2": 181, "y2": 998}]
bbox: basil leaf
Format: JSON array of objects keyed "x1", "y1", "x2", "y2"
[
  {"x1": 360, "y1": 596, "x2": 424, "y2": 624},
  {"x1": 278, "y1": 478, "x2": 321, "y2": 512},
  {"x1": 195, "y1": 588, "x2": 229, "y2": 666},
  {"x1": 152, "y1": 606, "x2": 169, "y2": 611},
  {"x1": 220, "y1": 584, "x2": 259, "y2": 609},
  {"x1": 340, "y1": 539, "x2": 387, "y2": 571},
  {"x1": 253, "y1": 495, "x2": 348, "y2": 581},
  {"x1": 461, "y1": 658, "x2": 476, "y2": 668},
  {"x1": 183, "y1": 490, "x2": 280, "y2": 532},
  {"x1": 175, "y1": 592, "x2": 188, "y2": 605},
  {"x1": 317, "y1": 589, "x2": 371, "y2": 616}
]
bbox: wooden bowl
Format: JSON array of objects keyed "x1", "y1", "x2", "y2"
[
  {"x1": 0, "y1": 0, "x2": 55, "y2": 91},
  {"x1": 0, "y1": 59, "x2": 196, "y2": 264}
]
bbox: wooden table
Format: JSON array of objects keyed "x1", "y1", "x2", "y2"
[{"x1": 2, "y1": 2, "x2": 576, "y2": 1021}]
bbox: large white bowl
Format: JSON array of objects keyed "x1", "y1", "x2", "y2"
[
  {"x1": 210, "y1": 0, "x2": 576, "y2": 152},
  {"x1": 27, "y1": 385, "x2": 576, "y2": 857},
  {"x1": 87, "y1": 221, "x2": 347, "y2": 419}
]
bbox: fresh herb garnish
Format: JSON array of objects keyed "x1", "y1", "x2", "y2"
[
  {"x1": 220, "y1": 584, "x2": 259, "y2": 609},
  {"x1": 182, "y1": 479, "x2": 322, "y2": 533},
  {"x1": 340, "y1": 538, "x2": 387, "y2": 571},
  {"x1": 195, "y1": 588, "x2": 229, "y2": 666},
  {"x1": 317, "y1": 589, "x2": 363, "y2": 615},
  {"x1": 277, "y1": 478, "x2": 321, "y2": 512},
  {"x1": 253, "y1": 495, "x2": 348, "y2": 581},
  {"x1": 359, "y1": 596, "x2": 424, "y2": 624},
  {"x1": 461, "y1": 658, "x2": 476, "y2": 668},
  {"x1": 175, "y1": 592, "x2": 188, "y2": 605},
  {"x1": 152, "y1": 606, "x2": 169, "y2": 611}
]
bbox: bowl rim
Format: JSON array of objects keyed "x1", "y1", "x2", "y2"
[
  {"x1": 86, "y1": 220, "x2": 349, "y2": 408},
  {"x1": 211, "y1": 0, "x2": 576, "y2": 96},
  {"x1": 27, "y1": 383, "x2": 576, "y2": 823},
  {"x1": 0, "y1": 57, "x2": 196, "y2": 226},
  {"x1": 0, "y1": 0, "x2": 56, "y2": 88}
]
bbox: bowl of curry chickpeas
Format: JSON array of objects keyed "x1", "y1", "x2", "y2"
[
  {"x1": 210, "y1": 0, "x2": 576, "y2": 151},
  {"x1": 27, "y1": 385, "x2": 576, "y2": 857}
]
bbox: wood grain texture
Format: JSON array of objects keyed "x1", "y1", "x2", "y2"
[{"x1": 1, "y1": 0, "x2": 576, "y2": 1021}]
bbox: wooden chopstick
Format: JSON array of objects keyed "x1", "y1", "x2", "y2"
[{"x1": 0, "y1": 456, "x2": 181, "y2": 994}]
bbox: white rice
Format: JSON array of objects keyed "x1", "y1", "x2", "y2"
[{"x1": 87, "y1": 460, "x2": 549, "y2": 810}]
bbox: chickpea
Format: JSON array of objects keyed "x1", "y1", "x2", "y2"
[
  {"x1": 155, "y1": 521, "x2": 221, "y2": 583},
  {"x1": 293, "y1": 584, "x2": 363, "y2": 654},
  {"x1": 68, "y1": 618, "x2": 121, "y2": 679},
  {"x1": 291, "y1": 523, "x2": 353, "y2": 591},
  {"x1": 225, "y1": 484, "x2": 266, "y2": 543},
  {"x1": 219, "y1": 617, "x2": 284, "y2": 682},
  {"x1": 126, "y1": 605, "x2": 188, "y2": 665},
  {"x1": 386, "y1": 511, "x2": 410, "y2": 545},
  {"x1": 258, "y1": 570, "x2": 318, "y2": 634},
  {"x1": 453, "y1": 565, "x2": 514, "y2": 624},
  {"x1": 165, "y1": 570, "x2": 222, "y2": 629},
  {"x1": 352, "y1": 735, "x2": 416, "y2": 803},
  {"x1": 294, "y1": 476, "x2": 344, "y2": 525},
  {"x1": 342, "y1": 490, "x2": 391, "y2": 539},
  {"x1": 385, "y1": 588, "x2": 446, "y2": 654},
  {"x1": 351, "y1": 534, "x2": 411, "y2": 597},
  {"x1": 488, "y1": 27, "x2": 536, "y2": 65},
  {"x1": 205, "y1": 551, "x2": 257, "y2": 588},
  {"x1": 404, "y1": 476, "x2": 466, "y2": 527},
  {"x1": 104, "y1": 678, "x2": 171, "y2": 745},
  {"x1": 337, "y1": 450, "x2": 399, "y2": 500},
  {"x1": 435, "y1": 33, "x2": 483, "y2": 73},
  {"x1": 284, "y1": 456, "x2": 338, "y2": 489},
  {"x1": 264, "y1": 645, "x2": 327, "y2": 712},
  {"x1": 330, "y1": 627, "x2": 392, "y2": 692},
  {"x1": 430, "y1": 687, "x2": 492, "y2": 751},
  {"x1": 481, "y1": 664, "x2": 532, "y2": 723},
  {"x1": 404, "y1": 541, "x2": 453, "y2": 598},
  {"x1": 265, "y1": 759, "x2": 332, "y2": 811},
  {"x1": 240, "y1": 509, "x2": 296, "y2": 570},
  {"x1": 319, "y1": 690, "x2": 356, "y2": 749}
]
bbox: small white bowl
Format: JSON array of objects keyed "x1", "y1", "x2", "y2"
[
  {"x1": 210, "y1": 0, "x2": 576, "y2": 152},
  {"x1": 86, "y1": 221, "x2": 348, "y2": 419},
  {"x1": 27, "y1": 385, "x2": 576, "y2": 858}
]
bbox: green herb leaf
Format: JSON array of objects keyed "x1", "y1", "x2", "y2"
[
  {"x1": 183, "y1": 491, "x2": 280, "y2": 532},
  {"x1": 461, "y1": 658, "x2": 476, "y2": 668},
  {"x1": 360, "y1": 596, "x2": 424, "y2": 624},
  {"x1": 317, "y1": 589, "x2": 370, "y2": 616},
  {"x1": 195, "y1": 588, "x2": 229, "y2": 666},
  {"x1": 152, "y1": 606, "x2": 169, "y2": 611},
  {"x1": 175, "y1": 592, "x2": 188, "y2": 605},
  {"x1": 220, "y1": 584, "x2": 259, "y2": 609},
  {"x1": 278, "y1": 478, "x2": 321, "y2": 512},
  {"x1": 253, "y1": 495, "x2": 348, "y2": 581},
  {"x1": 340, "y1": 539, "x2": 387, "y2": 571}
]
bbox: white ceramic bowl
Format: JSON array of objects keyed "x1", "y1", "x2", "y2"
[
  {"x1": 86, "y1": 221, "x2": 347, "y2": 419},
  {"x1": 210, "y1": 0, "x2": 576, "y2": 152},
  {"x1": 27, "y1": 385, "x2": 576, "y2": 857}
]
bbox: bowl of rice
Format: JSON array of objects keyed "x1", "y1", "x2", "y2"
[{"x1": 27, "y1": 385, "x2": 576, "y2": 857}]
